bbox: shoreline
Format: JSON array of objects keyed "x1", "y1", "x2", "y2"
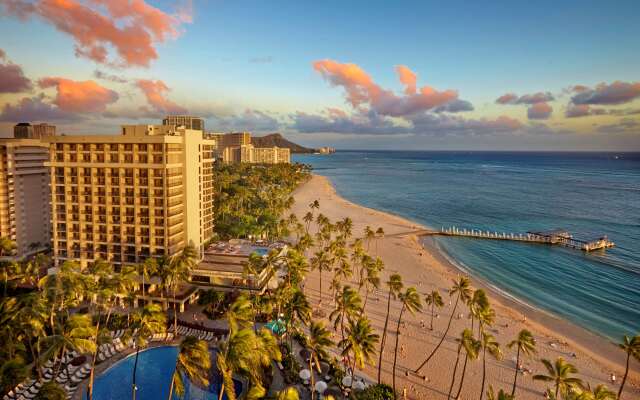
[{"x1": 290, "y1": 173, "x2": 638, "y2": 399}]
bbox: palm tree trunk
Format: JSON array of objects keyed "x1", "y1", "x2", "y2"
[
  {"x1": 415, "y1": 294, "x2": 460, "y2": 373},
  {"x1": 447, "y1": 345, "x2": 462, "y2": 399},
  {"x1": 218, "y1": 383, "x2": 225, "y2": 400},
  {"x1": 319, "y1": 269, "x2": 322, "y2": 305},
  {"x1": 454, "y1": 355, "x2": 469, "y2": 399},
  {"x1": 480, "y1": 346, "x2": 487, "y2": 400},
  {"x1": 173, "y1": 286, "x2": 178, "y2": 333},
  {"x1": 510, "y1": 346, "x2": 520, "y2": 397},
  {"x1": 87, "y1": 309, "x2": 103, "y2": 400},
  {"x1": 167, "y1": 369, "x2": 176, "y2": 400},
  {"x1": 132, "y1": 347, "x2": 140, "y2": 400},
  {"x1": 392, "y1": 306, "x2": 406, "y2": 400},
  {"x1": 430, "y1": 304, "x2": 434, "y2": 330},
  {"x1": 309, "y1": 358, "x2": 316, "y2": 400},
  {"x1": 378, "y1": 289, "x2": 393, "y2": 384},
  {"x1": 363, "y1": 288, "x2": 370, "y2": 311},
  {"x1": 618, "y1": 352, "x2": 630, "y2": 400}
]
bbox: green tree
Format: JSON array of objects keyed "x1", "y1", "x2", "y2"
[
  {"x1": 617, "y1": 334, "x2": 640, "y2": 400},
  {"x1": 0, "y1": 359, "x2": 28, "y2": 396},
  {"x1": 378, "y1": 273, "x2": 403, "y2": 384},
  {"x1": 339, "y1": 317, "x2": 379, "y2": 390},
  {"x1": 392, "y1": 288, "x2": 421, "y2": 398},
  {"x1": 479, "y1": 332, "x2": 502, "y2": 400},
  {"x1": 448, "y1": 329, "x2": 480, "y2": 400},
  {"x1": 167, "y1": 244, "x2": 197, "y2": 332},
  {"x1": 34, "y1": 382, "x2": 67, "y2": 400},
  {"x1": 486, "y1": 386, "x2": 514, "y2": 400},
  {"x1": 130, "y1": 304, "x2": 167, "y2": 400},
  {"x1": 306, "y1": 322, "x2": 334, "y2": 400},
  {"x1": 330, "y1": 286, "x2": 362, "y2": 343},
  {"x1": 507, "y1": 329, "x2": 536, "y2": 397},
  {"x1": 424, "y1": 290, "x2": 444, "y2": 331},
  {"x1": 41, "y1": 314, "x2": 96, "y2": 379},
  {"x1": 168, "y1": 336, "x2": 211, "y2": 400},
  {"x1": 533, "y1": 357, "x2": 583, "y2": 399},
  {"x1": 415, "y1": 276, "x2": 472, "y2": 374}
]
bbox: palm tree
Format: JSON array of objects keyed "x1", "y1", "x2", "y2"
[
  {"x1": 486, "y1": 386, "x2": 514, "y2": 400},
  {"x1": 310, "y1": 249, "x2": 331, "y2": 305},
  {"x1": 374, "y1": 227, "x2": 385, "y2": 255},
  {"x1": 130, "y1": 304, "x2": 167, "y2": 400},
  {"x1": 533, "y1": 357, "x2": 583, "y2": 399},
  {"x1": 41, "y1": 314, "x2": 96, "y2": 379},
  {"x1": 330, "y1": 286, "x2": 362, "y2": 343},
  {"x1": 392, "y1": 288, "x2": 421, "y2": 398},
  {"x1": 468, "y1": 289, "x2": 490, "y2": 332},
  {"x1": 339, "y1": 317, "x2": 379, "y2": 389},
  {"x1": 364, "y1": 226, "x2": 375, "y2": 252},
  {"x1": 424, "y1": 290, "x2": 444, "y2": 331},
  {"x1": 415, "y1": 276, "x2": 472, "y2": 374},
  {"x1": 361, "y1": 257, "x2": 382, "y2": 310},
  {"x1": 167, "y1": 244, "x2": 197, "y2": 332},
  {"x1": 225, "y1": 295, "x2": 255, "y2": 333},
  {"x1": 139, "y1": 257, "x2": 158, "y2": 303},
  {"x1": 168, "y1": 336, "x2": 211, "y2": 400},
  {"x1": 455, "y1": 330, "x2": 481, "y2": 400},
  {"x1": 507, "y1": 329, "x2": 536, "y2": 397},
  {"x1": 34, "y1": 382, "x2": 67, "y2": 400},
  {"x1": 217, "y1": 329, "x2": 254, "y2": 400},
  {"x1": 378, "y1": 273, "x2": 403, "y2": 384},
  {"x1": 306, "y1": 322, "x2": 334, "y2": 400},
  {"x1": 286, "y1": 289, "x2": 311, "y2": 346},
  {"x1": 617, "y1": 335, "x2": 640, "y2": 400},
  {"x1": 479, "y1": 332, "x2": 502, "y2": 400},
  {"x1": 578, "y1": 384, "x2": 617, "y2": 400}
]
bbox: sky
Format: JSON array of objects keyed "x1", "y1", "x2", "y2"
[{"x1": 0, "y1": 0, "x2": 639, "y2": 150}]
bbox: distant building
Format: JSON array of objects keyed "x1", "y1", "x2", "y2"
[
  {"x1": 14, "y1": 123, "x2": 56, "y2": 139},
  {"x1": 318, "y1": 146, "x2": 336, "y2": 154},
  {"x1": 45, "y1": 125, "x2": 216, "y2": 267},
  {"x1": 213, "y1": 132, "x2": 290, "y2": 164},
  {"x1": 162, "y1": 115, "x2": 205, "y2": 131},
  {"x1": 0, "y1": 138, "x2": 51, "y2": 258}
]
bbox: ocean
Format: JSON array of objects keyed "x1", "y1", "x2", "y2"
[{"x1": 293, "y1": 151, "x2": 640, "y2": 342}]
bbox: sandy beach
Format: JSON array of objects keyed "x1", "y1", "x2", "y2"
[{"x1": 290, "y1": 174, "x2": 639, "y2": 400}]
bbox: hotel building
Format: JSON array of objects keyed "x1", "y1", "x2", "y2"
[
  {"x1": 162, "y1": 115, "x2": 205, "y2": 131},
  {"x1": 214, "y1": 132, "x2": 291, "y2": 164},
  {"x1": 0, "y1": 138, "x2": 51, "y2": 258},
  {"x1": 45, "y1": 125, "x2": 216, "y2": 268}
]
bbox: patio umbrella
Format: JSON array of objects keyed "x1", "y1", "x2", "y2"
[
  {"x1": 314, "y1": 381, "x2": 328, "y2": 394},
  {"x1": 299, "y1": 369, "x2": 311, "y2": 381},
  {"x1": 265, "y1": 318, "x2": 287, "y2": 336},
  {"x1": 353, "y1": 380, "x2": 366, "y2": 390},
  {"x1": 341, "y1": 375, "x2": 352, "y2": 387}
]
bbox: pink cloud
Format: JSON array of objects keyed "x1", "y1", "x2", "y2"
[
  {"x1": 38, "y1": 77, "x2": 119, "y2": 112},
  {"x1": 313, "y1": 59, "x2": 458, "y2": 117},
  {"x1": 527, "y1": 102, "x2": 553, "y2": 120},
  {"x1": 571, "y1": 81, "x2": 640, "y2": 105},
  {"x1": 135, "y1": 79, "x2": 187, "y2": 114},
  {"x1": 495, "y1": 92, "x2": 554, "y2": 105},
  {"x1": 496, "y1": 93, "x2": 518, "y2": 104},
  {"x1": 1, "y1": 0, "x2": 191, "y2": 68},
  {"x1": 396, "y1": 65, "x2": 417, "y2": 95},
  {"x1": 0, "y1": 49, "x2": 32, "y2": 93}
]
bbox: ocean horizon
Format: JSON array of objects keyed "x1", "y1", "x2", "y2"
[{"x1": 294, "y1": 150, "x2": 640, "y2": 342}]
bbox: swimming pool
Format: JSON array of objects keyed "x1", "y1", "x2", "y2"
[
  {"x1": 85, "y1": 346, "x2": 242, "y2": 400},
  {"x1": 252, "y1": 247, "x2": 270, "y2": 256}
]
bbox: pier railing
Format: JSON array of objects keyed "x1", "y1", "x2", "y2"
[{"x1": 425, "y1": 227, "x2": 615, "y2": 252}]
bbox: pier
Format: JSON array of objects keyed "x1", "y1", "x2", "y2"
[{"x1": 420, "y1": 227, "x2": 615, "y2": 252}]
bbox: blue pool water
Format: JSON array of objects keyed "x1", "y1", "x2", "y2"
[
  {"x1": 253, "y1": 247, "x2": 270, "y2": 256},
  {"x1": 294, "y1": 151, "x2": 640, "y2": 341},
  {"x1": 86, "y1": 346, "x2": 242, "y2": 400}
]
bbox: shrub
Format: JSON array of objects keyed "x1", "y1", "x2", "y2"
[{"x1": 355, "y1": 384, "x2": 395, "y2": 400}]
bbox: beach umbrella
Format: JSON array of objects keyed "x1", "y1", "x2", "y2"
[
  {"x1": 265, "y1": 318, "x2": 287, "y2": 336},
  {"x1": 299, "y1": 369, "x2": 311, "y2": 381},
  {"x1": 341, "y1": 375, "x2": 352, "y2": 387},
  {"x1": 353, "y1": 380, "x2": 366, "y2": 391},
  {"x1": 315, "y1": 381, "x2": 328, "y2": 394}
]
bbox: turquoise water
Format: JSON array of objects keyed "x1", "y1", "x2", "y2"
[
  {"x1": 294, "y1": 151, "x2": 640, "y2": 341},
  {"x1": 253, "y1": 247, "x2": 270, "y2": 256},
  {"x1": 86, "y1": 346, "x2": 242, "y2": 400}
]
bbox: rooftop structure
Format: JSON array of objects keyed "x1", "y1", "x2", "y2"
[
  {"x1": 162, "y1": 115, "x2": 205, "y2": 131},
  {"x1": 14, "y1": 123, "x2": 57, "y2": 139},
  {"x1": 192, "y1": 239, "x2": 287, "y2": 291}
]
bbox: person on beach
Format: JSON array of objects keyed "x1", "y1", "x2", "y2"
[{"x1": 610, "y1": 373, "x2": 616, "y2": 384}]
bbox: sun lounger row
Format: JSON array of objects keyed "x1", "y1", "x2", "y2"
[
  {"x1": 150, "y1": 332, "x2": 175, "y2": 342},
  {"x1": 174, "y1": 325, "x2": 224, "y2": 341},
  {"x1": 110, "y1": 329, "x2": 125, "y2": 339}
]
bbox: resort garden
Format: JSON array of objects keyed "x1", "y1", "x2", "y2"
[{"x1": 0, "y1": 162, "x2": 638, "y2": 400}]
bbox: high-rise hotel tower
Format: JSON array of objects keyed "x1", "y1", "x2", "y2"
[{"x1": 45, "y1": 125, "x2": 216, "y2": 267}]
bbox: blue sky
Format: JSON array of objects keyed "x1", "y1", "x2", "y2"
[{"x1": 0, "y1": 0, "x2": 639, "y2": 150}]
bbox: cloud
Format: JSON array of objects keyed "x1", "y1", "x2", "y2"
[
  {"x1": 135, "y1": 79, "x2": 187, "y2": 115},
  {"x1": 396, "y1": 65, "x2": 417, "y2": 95},
  {"x1": 313, "y1": 60, "x2": 459, "y2": 117},
  {"x1": 433, "y1": 99, "x2": 474, "y2": 113},
  {"x1": 596, "y1": 118, "x2": 639, "y2": 134},
  {"x1": 212, "y1": 109, "x2": 280, "y2": 132},
  {"x1": 495, "y1": 91, "x2": 554, "y2": 105},
  {"x1": 0, "y1": 94, "x2": 78, "y2": 122},
  {"x1": 1, "y1": 0, "x2": 192, "y2": 68},
  {"x1": 38, "y1": 77, "x2": 119, "y2": 113},
  {"x1": 0, "y1": 49, "x2": 32, "y2": 93},
  {"x1": 249, "y1": 56, "x2": 273, "y2": 64},
  {"x1": 565, "y1": 104, "x2": 606, "y2": 118},
  {"x1": 93, "y1": 70, "x2": 128, "y2": 84},
  {"x1": 571, "y1": 81, "x2": 640, "y2": 105},
  {"x1": 527, "y1": 102, "x2": 553, "y2": 120}
]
